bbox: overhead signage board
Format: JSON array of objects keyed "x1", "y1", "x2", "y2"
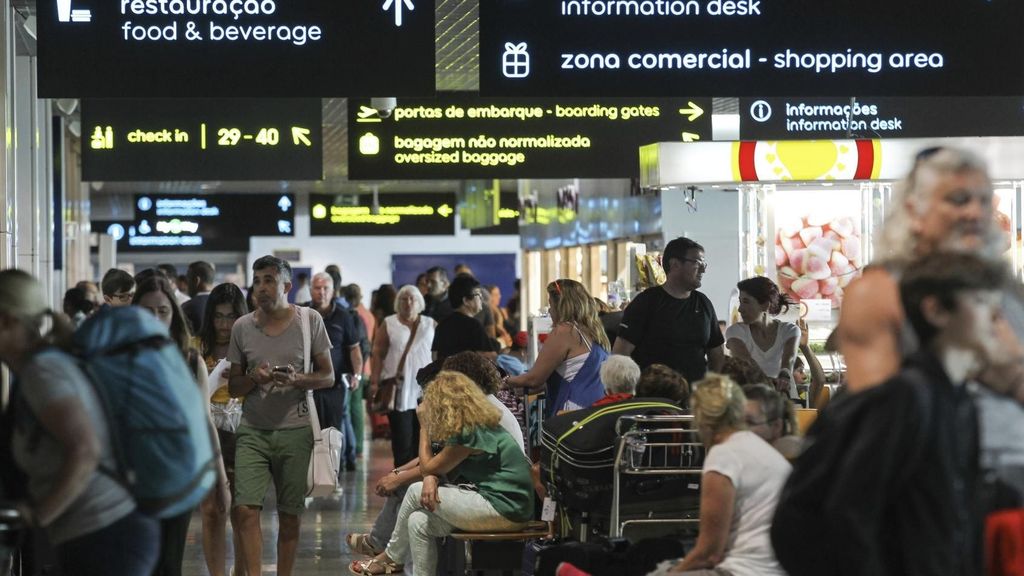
[
  {"x1": 82, "y1": 99, "x2": 323, "y2": 181},
  {"x1": 739, "y1": 97, "x2": 1024, "y2": 140},
  {"x1": 309, "y1": 193, "x2": 456, "y2": 236},
  {"x1": 38, "y1": 0, "x2": 434, "y2": 97},
  {"x1": 96, "y1": 193, "x2": 295, "y2": 252},
  {"x1": 471, "y1": 192, "x2": 520, "y2": 236},
  {"x1": 347, "y1": 94, "x2": 711, "y2": 179},
  {"x1": 479, "y1": 0, "x2": 1024, "y2": 97}
]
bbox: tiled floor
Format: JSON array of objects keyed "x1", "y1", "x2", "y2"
[{"x1": 181, "y1": 435, "x2": 393, "y2": 575}]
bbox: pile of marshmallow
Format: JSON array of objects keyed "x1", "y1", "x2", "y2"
[{"x1": 775, "y1": 214, "x2": 861, "y2": 307}]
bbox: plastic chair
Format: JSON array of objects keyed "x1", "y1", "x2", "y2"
[{"x1": 794, "y1": 408, "x2": 818, "y2": 436}]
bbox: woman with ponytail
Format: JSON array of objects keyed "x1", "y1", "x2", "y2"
[
  {"x1": 726, "y1": 276, "x2": 802, "y2": 398},
  {"x1": 1, "y1": 269, "x2": 160, "y2": 575}
]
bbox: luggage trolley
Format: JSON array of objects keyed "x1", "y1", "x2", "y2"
[{"x1": 610, "y1": 414, "x2": 705, "y2": 538}]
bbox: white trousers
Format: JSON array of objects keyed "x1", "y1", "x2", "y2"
[{"x1": 384, "y1": 481, "x2": 528, "y2": 576}]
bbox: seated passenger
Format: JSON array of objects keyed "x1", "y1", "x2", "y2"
[
  {"x1": 593, "y1": 354, "x2": 640, "y2": 406},
  {"x1": 635, "y1": 363, "x2": 690, "y2": 407},
  {"x1": 742, "y1": 384, "x2": 802, "y2": 460},
  {"x1": 650, "y1": 374, "x2": 791, "y2": 576},
  {"x1": 350, "y1": 371, "x2": 534, "y2": 576},
  {"x1": 720, "y1": 355, "x2": 770, "y2": 387},
  {"x1": 347, "y1": 353, "x2": 526, "y2": 562}
]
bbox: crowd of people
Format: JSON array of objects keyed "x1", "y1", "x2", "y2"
[{"x1": 3, "y1": 145, "x2": 1023, "y2": 576}]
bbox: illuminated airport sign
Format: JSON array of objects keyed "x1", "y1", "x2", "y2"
[
  {"x1": 347, "y1": 94, "x2": 711, "y2": 179},
  {"x1": 470, "y1": 192, "x2": 520, "y2": 236},
  {"x1": 38, "y1": 0, "x2": 434, "y2": 97},
  {"x1": 81, "y1": 99, "x2": 322, "y2": 181},
  {"x1": 309, "y1": 193, "x2": 456, "y2": 236},
  {"x1": 738, "y1": 97, "x2": 1024, "y2": 140},
  {"x1": 480, "y1": 0, "x2": 1024, "y2": 96},
  {"x1": 96, "y1": 194, "x2": 295, "y2": 251}
]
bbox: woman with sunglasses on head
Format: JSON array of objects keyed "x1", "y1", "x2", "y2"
[
  {"x1": 726, "y1": 276, "x2": 801, "y2": 399},
  {"x1": 505, "y1": 279, "x2": 610, "y2": 415},
  {"x1": 196, "y1": 283, "x2": 250, "y2": 576},
  {"x1": 133, "y1": 276, "x2": 231, "y2": 576}
]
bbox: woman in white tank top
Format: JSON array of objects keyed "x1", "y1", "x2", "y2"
[{"x1": 725, "y1": 276, "x2": 801, "y2": 398}]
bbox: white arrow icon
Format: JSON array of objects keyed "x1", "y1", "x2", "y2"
[
  {"x1": 278, "y1": 220, "x2": 293, "y2": 234},
  {"x1": 382, "y1": 0, "x2": 414, "y2": 26},
  {"x1": 278, "y1": 195, "x2": 292, "y2": 212}
]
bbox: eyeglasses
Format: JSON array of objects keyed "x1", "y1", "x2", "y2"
[
  {"x1": 213, "y1": 313, "x2": 239, "y2": 323},
  {"x1": 110, "y1": 291, "x2": 134, "y2": 303},
  {"x1": 680, "y1": 258, "x2": 709, "y2": 271}
]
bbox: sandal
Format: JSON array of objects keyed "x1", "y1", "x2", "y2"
[
  {"x1": 347, "y1": 533, "x2": 384, "y2": 557},
  {"x1": 349, "y1": 558, "x2": 403, "y2": 576}
]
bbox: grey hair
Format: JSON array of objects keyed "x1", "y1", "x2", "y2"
[
  {"x1": 397, "y1": 284, "x2": 425, "y2": 315},
  {"x1": 600, "y1": 354, "x2": 641, "y2": 395},
  {"x1": 877, "y1": 146, "x2": 1003, "y2": 264},
  {"x1": 311, "y1": 271, "x2": 334, "y2": 291}
]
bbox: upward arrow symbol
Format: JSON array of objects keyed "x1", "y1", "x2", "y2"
[{"x1": 382, "y1": 0, "x2": 415, "y2": 26}]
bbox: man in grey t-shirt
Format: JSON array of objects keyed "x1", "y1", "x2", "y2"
[{"x1": 228, "y1": 255, "x2": 333, "y2": 576}]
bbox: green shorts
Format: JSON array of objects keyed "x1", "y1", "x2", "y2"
[{"x1": 233, "y1": 424, "x2": 313, "y2": 516}]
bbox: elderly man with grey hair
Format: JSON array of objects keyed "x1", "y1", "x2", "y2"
[
  {"x1": 837, "y1": 146, "x2": 1024, "y2": 536},
  {"x1": 310, "y1": 270, "x2": 363, "y2": 472},
  {"x1": 593, "y1": 354, "x2": 641, "y2": 406}
]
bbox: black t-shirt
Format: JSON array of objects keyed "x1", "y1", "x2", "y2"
[
  {"x1": 432, "y1": 312, "x2": 491, "y2": 362},
  {"x1": 618, "y1": 286, "x2": 724, "y2": 384},
  {"x1": 318, "y1": 300, "x2": 359, "y2": 379},
  {"x1": 425, "y1": 294, "x2": 454, "y2": 323}
]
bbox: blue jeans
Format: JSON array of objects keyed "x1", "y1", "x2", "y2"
[
  {"x1": 56, "y1": 510, "x2": 159, "y2": 576},
  {"x1": 341, "y1": 388, "x2": 357, "y2": 468}
]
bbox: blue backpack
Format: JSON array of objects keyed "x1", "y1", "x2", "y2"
[{"x1": 73, "y1": 305, "x2": 216, "y2": 519}]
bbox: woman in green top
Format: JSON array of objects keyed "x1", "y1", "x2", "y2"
[{"x1": 350, "y1": 371, "x2": 534, "y2": 576}]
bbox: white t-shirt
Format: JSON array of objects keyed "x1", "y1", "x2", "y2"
[
  {"x1": 725, "y1": 321, "x2": 801, "y2": 397},
  {"x1": 487, "y1": 395, "x2": 526, "y2": 455},
  {"x1": 703, "y1": 430, "x2": 791, "y2": 576}
]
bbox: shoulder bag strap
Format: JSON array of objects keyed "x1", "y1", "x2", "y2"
[
  {"x1": 395, "y1": 317, "x2": 421, "y2": 378},
  {"x1": 299, "y1": 306, "x2": 322, "y2": 436}
]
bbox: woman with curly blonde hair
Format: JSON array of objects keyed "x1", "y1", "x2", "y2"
[
  {"x1": 506, "y1": 279, "x2": 610, "y2": 415},
  {"x1": 349, "y1": 371, "x2": 533, "y2": 576}
]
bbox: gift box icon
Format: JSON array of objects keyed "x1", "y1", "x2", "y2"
[{"x1": 502, "y1": 42, "x2": 530, "y2": 79}]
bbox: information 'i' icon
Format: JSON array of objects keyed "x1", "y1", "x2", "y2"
[{"x1": 502, "y1": 42, "x2": 530, "y2": 79}]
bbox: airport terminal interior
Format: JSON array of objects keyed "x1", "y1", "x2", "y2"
[{"x1": 2, "y1": 0, "x2": 1024, "y2": 574}]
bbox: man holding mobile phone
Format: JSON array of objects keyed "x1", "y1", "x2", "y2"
[{"x1": 227, "y1": 256, "x2": 334, "y2": 576}]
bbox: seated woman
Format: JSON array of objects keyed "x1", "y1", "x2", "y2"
[
  {"x1": 635, "y1": 363, "x2": 690, "y2": 407},
  {"x1": 506, "y1": 279, "x2": 610, "y2": 415},
  {"x1": 652, "y1": 374, "x2": 791, "y2": 576},
  {"x1": 741, "y1": 384, "x2": 802, "y2": 460},
  {"x1": 594, "y1": 354, "x2": 641, "y2": 406},
  {"x1": 725, "y1": 276, "x2": 800, "y2": 398},
  {"x1": 350, "y1": 364, "x2": 532, "y2": 569}
]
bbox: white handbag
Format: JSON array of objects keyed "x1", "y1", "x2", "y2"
[{"x1": 299, "y1": 306, "x2": 343, "y2": 498}]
